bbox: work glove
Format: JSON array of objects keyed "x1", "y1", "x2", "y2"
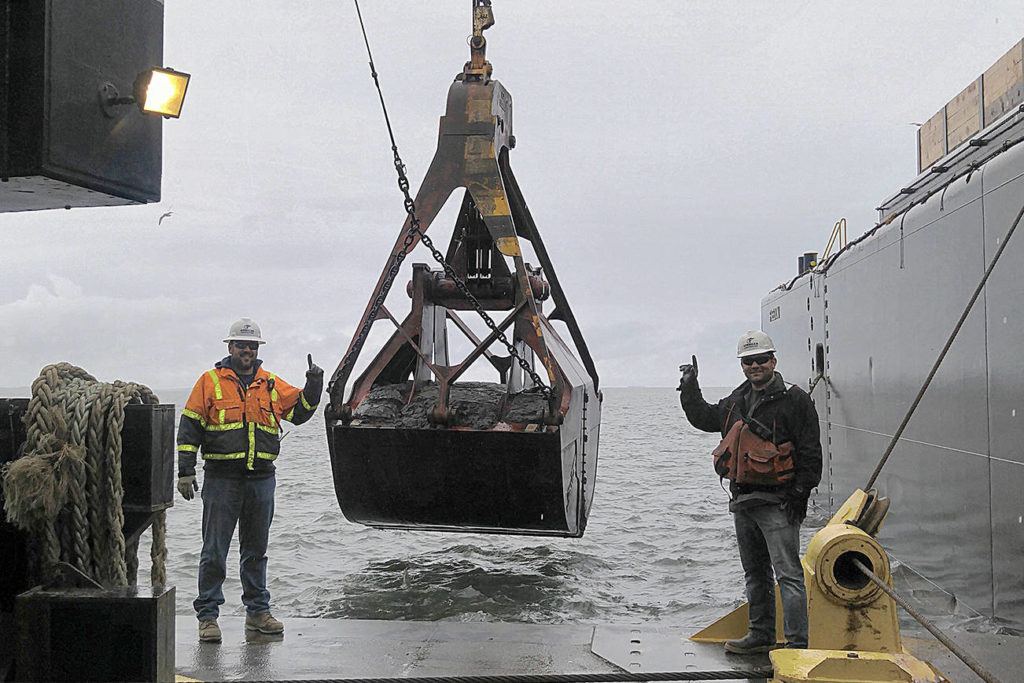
[
  {"x1": 782, "y1": 485, "x2": 809, "y2": 525},
  {"x1": 676, "y1": 355, "x2": 700, "y2": 399},
  {"x1": 304, "y1": 354, "x2": 324, "y2": 401},
  {"x1": 306, "y1": 353, "x2": 324, "y2": 384},
  {"x1": 176, "y1": 475, "x2": 198, "y2": 501}
]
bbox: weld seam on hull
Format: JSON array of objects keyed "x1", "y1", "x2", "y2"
[{"x1": 830, "y1": 422, "x2": 990, "y2": 459}]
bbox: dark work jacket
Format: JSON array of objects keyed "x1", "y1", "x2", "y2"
[{"x1": 679, "y1": 372, "x2": 822, "y2": 507}]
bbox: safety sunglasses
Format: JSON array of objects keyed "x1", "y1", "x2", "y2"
[
  {"x1": 232, "y1": 341, "x2": 259, "y2": 350},
  {"x1": 741, "y1": 353, "x2": 774, "y2": 366}
]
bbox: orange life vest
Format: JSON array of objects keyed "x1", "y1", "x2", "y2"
[{"x1": 712, "y1": 413, "x2": 795, "y2": 487}]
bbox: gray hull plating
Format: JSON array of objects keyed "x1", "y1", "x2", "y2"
[{"x1": 763, "y1": 112, "x2": 1024, "y2": 628}]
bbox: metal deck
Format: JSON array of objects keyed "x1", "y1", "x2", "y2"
[
  {"x1": 173, "y1": 617, "x2": 1023, "y2": 682},
  {"x1": 174, "y1": 618, "x2": 771, "y2": 681},
  {"x1": 176, "y1": 618, "x2": 1024, "y2": 679}
]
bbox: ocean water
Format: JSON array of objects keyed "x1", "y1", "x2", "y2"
[{"x1": 160, "y1": 386, "x2": 820, "y2": 625}]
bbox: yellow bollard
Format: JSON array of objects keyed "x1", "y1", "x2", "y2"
[
  {"x1": 803, "y1": 521, "x2": 900, "y2": 652},
  {"x1": 694, "y1": 490, "x2": 949, "y2": 682}
]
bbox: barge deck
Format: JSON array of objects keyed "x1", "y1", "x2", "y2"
[{"x1": 174, "y1": 617, "x2": 1022, "y2": 682}]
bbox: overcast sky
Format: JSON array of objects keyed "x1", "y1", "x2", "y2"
[{"x1": 2, "y1": 1, "x2": 1023, "y2": 393}]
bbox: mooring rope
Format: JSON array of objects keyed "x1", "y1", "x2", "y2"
[
  {"x1": 1, "y1": 363, "x2": 166, "y2": 588},
  {"x1": 245, "y1": 671, "x2": 772, "y2": 683}
]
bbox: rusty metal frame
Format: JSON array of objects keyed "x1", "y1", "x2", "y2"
[
  {"x1": 446, "y1": 308, "x2": 512, "y2": 379},
  {"x1": 328, "y1": 9, "x2": 598, "y2": 424}
]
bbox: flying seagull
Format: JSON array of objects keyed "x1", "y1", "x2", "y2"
[{"x1": 158, "y1": 211, "x2": 173, "y2": 225}]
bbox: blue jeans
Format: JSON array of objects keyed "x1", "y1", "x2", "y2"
[
  {"x1": 733, "y1": 502, "x2": 808, "y2": 647},
  {"x1": 194, "y1": 475, "x2": 276, "y2": 621}
]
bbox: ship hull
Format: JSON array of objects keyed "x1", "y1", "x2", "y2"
[{"x1": 763, "y1": 121, "x2": 1024, "y2": 627}]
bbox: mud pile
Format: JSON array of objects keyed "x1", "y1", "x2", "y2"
[{"x1": 352, "y1": 382, "x2": 548, "y2": 429}]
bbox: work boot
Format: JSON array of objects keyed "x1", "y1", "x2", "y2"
[
  {"x1": 245, "y1": 611, "x2": 284, "y2": 634},
  {"x1": 198, "y1": 619, "x2": 221, "y2": 643},
  {"x1": 724, "y1": 632, "x2": 777, "y2": 654}
]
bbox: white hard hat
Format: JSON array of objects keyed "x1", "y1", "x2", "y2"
[
  {"x1": 736, "y1": 330, "x2": 775, "y2": 358},
  {"x1": 223, "y1": 317, "x2": 266, "y2": 345}
]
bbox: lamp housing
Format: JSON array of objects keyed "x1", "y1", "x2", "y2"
[
  {"x1": 135, "y1": 67, "x2": 190, "y2": 118},
  {"x1": 0, "y1": 0, "x2": 165, "y2": 211}
]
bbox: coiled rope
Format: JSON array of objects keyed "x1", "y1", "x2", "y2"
[{"x1": 1, "y1": 363, "x2": 166, "y2": 588}]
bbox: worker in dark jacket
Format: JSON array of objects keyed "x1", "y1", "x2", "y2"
[
  {"x1": 677, "y1": 330, "x2": 821, "y2": 653},
  {"x1": 175, "y1": 318, "x2": 323, "y2": 643}
]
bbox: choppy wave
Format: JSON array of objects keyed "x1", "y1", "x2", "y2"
[{"x1": 161, "y1": 387, "x2": 810, "y2": 624}]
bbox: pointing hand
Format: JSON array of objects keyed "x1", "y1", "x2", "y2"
[
  {"x1": 677, "y1": 355, "x2": 699, "y2": 394},
  {"x1": 306, "y1": 354, "x2": 324, "y2": 381}
]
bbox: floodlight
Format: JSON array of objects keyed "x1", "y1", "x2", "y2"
[
  {"x1": 136, "y1": 67, "x2": 190, "y2": 118},
  {"x1": 102, "y1": 66, "x2": 190, "y2": 119}
]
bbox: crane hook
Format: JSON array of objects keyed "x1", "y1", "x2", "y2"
[{"x1": 464, "y1": 0, "x2": 495, "y2": 81}]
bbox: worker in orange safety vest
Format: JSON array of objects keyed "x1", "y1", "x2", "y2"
[{"x1": 175, "y1": 317, "x2": 323, "y2": 643}]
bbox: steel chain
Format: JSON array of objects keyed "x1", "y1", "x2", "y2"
[
  {"x1": 408, "y1": 206, "x2": 552, "y2": 400},
  {"x1": 346, "y1": 7, "x2": 551, "y2": 400}
]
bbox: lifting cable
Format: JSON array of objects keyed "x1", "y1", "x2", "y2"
[
  {"x1": 247, "y1": 670, "x2": 773, "y2": 683},
  {"x1": 865, "y1": 195, "x2": 1024, "y2": 489},
  {"x1": 853, "y1": 559, "x2": 1001, "y2": 683}
]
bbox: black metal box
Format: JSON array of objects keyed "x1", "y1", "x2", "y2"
[
  {"x1": 0, "y1": 399, "x2": 32, "y2": 615},
  {"x1": 0, "y1": 398, "x2": 29, "y2": 460},
  {"x1": 0, "y1": 400, "x2": 175, "y2": 516},
  {"x1": 15, "y1": 585, "x2": 175, "y2": 682},
  {"x1": 0, "y1": 0, "x2": 164, "y2": 211},
  {"x1": 122, "y1": 403, "x2": 176, "y2": 514}
]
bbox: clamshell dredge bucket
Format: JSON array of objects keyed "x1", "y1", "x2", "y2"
[
  {"x1": 326, "y1": 3, "x2": 600, "y2": 537},
  {"x1": 330, "y1": 378, "x2": 600, "y2": 537}
]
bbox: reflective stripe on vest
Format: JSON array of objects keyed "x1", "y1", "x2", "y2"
[
  {"x1": 264, "y1": 373, "x2": 279, "y2": 429},
  {"x1": 206, "y1": 421, "x2": 244, "y2": 432},
  {"x1": 247, "y1": 423, "x2": 256, "y2": 470},
  {"x1": 203, "y1": 451, "x2": 247, "y2": 461},
  {"x1": 201, "y1": 451, "x2": 277, "y2": 462},
  {"x1": 207, "y1": 369, "x2": 225, "y2": 423},
  {"x1": 208, "y1": 369, "x2": 223, "y2": 399}
]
